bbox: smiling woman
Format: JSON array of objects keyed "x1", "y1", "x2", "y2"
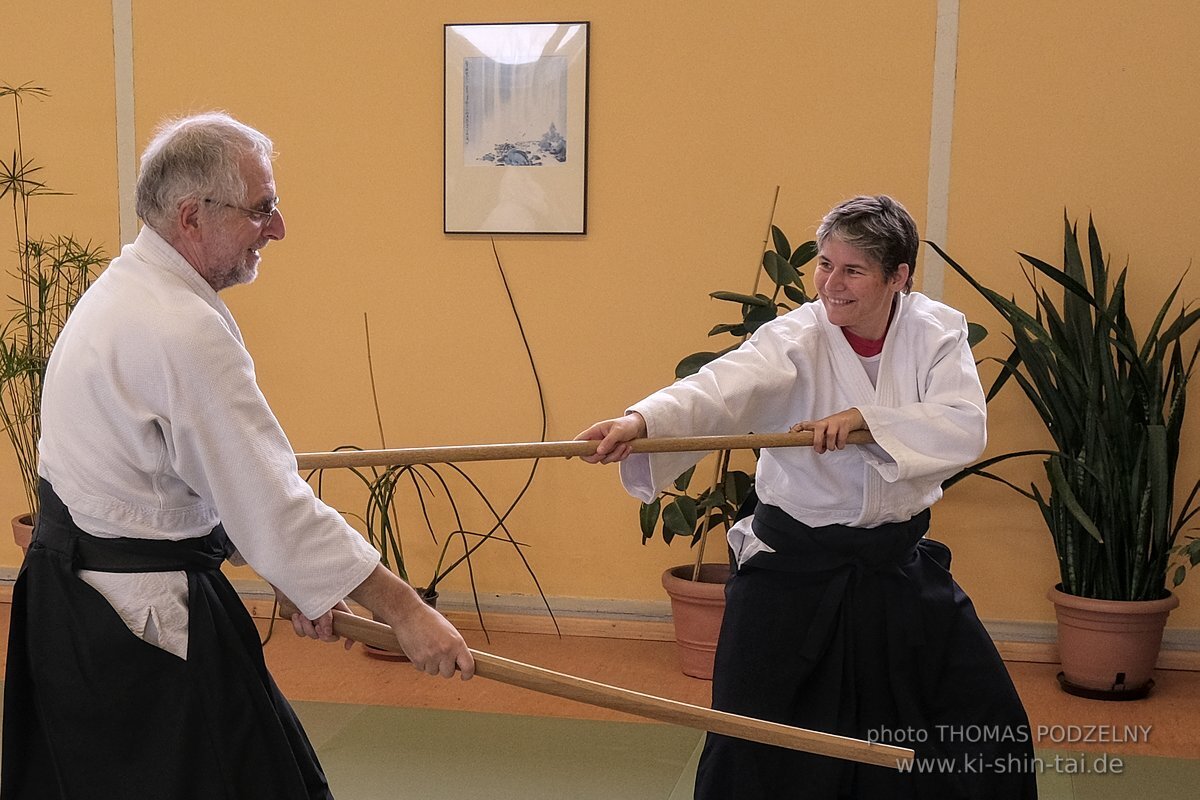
[
  {"x1": 813, "y1": 195, "x2": 917, "y2": 342},
  {"x1": 814, "y1": 238, "x2": 908, "y2": 341},
  {"x1": 575, "y1": 195, "x2": 1036, "y2": 799}
]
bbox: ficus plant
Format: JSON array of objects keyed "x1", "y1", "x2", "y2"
[{"x1": 638, "y1": 225, "x2": 816, "y2": 547}]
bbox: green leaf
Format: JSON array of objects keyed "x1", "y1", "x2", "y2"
[
  {"x1": 763, "y1": 250, "x2": 800, "y2": 287},
  {"x1": 789, "y1": 240, "x2": 818, "y2": 267},
  {"x1": 639, "y1": 499, "x2": 661, "y2": 542},
  {"x1": 699, "y1": 486, "x2": 727, "y2": 510},
  {"x1": 967, "y1": 322, "x2": 988, "y2": 348},
  {"x1": 663, "y1": 497, "x2": 698, "y2": 539},
  {"x1": 675, "y1": 351, "x2": 720, "y2": 378},
  {"x1": 711, "y1": 291, "x2": 771, "y2": 306},
  {"x1": 1046, "y1": 458, "x2": 1104, "y2": 544},
  {"x1": 770, "y1": 225, "x2": 791, "y2": 261},
  {"x1": 673, "y1": 465, "x2": 696, "y2": 492},
  {"x1": 783, "y1": 284, "x2": 809, "y2": 305},
  {"x1": 927, "y1": 211, "x2": 1200, "y2": 598},
  {"x1": 724, "y1": 469, "x2": 753, "y2": 508},
  {"x1": 743, "y1": 303, "x2": 778, "y2": 333},
  {"x1": 676, "y1": 495, "x2": 699, "y2": 528}
]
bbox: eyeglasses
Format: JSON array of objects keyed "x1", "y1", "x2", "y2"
[{"x1": 204, "y1": 196, "x2": 280, "y2": 226}]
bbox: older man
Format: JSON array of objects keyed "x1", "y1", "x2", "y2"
[{"x1": 2, "y1": 113, "x2": 473, "y2": 799}]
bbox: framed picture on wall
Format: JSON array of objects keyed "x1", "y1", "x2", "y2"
[{"x1": 444, "y1": 21, "x2": 590, "y2": 234}]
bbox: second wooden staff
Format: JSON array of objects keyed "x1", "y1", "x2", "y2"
[
  {"x1": 331, "y1": 611, "x2": 911, "y2": 769},
  {"x1": 295, "y1": 430, "x2": 876, "y2": 470}
]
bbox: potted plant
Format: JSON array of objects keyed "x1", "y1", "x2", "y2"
[
  {"x1": 304, "y1": 453, "x2": 556, "y2": 656},
  {"x1": 302, "y1": 314, "x2": 556, "y2": 657},
  {"x1": 0, "y1": 83, "x2": 106, "y2": 551},
  {"x1": 932, "y1": 212, "x2": 1200, "y2": 699},
  {"x1": 640, "y1": 222, "x2": 816, "y2": 678}
]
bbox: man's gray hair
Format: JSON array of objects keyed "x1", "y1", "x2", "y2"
[
  {"x1": 135, "y1": 112, "x2": 274, "y2": 231},
  {"x1": 816, "y1": 195, "x2": 919, "y2": 291}
]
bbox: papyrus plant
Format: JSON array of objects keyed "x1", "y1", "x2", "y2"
[{"x1": 0, "y1": 83, "x2": 105, "y2": 518}]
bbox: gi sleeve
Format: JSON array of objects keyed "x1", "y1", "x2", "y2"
[
  {"x1": 856, "y1": 308, "x2": 987, "y2": 483},
  {"x1": 620, "y1": 320, "x2": 803, "y2": 502},
  {"x1": 155, "y1": 316, "x2": 379, "y2": 620}
]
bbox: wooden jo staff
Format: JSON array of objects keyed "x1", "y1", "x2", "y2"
[
  {"x1": 331, "y1": 611, "x2": 912, "y2": 768},
  {"x1": 295, "y1": 430, "x2": 876, "y2": 470},
  {"x1": 312, "y1": 431, "x2": 896, "y2": 764}
]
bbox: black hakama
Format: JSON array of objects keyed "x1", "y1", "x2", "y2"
[
  {"x1": 2, "y1": 480, "x2": 333, "y2": 799},
  {"x1": 694, "y1": 499, "x2": 1038, "y2": 799}
]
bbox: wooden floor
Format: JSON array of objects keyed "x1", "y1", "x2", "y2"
[
  {"x1": 1, "y1": 600, "x2": 1197, "y2": 762},
  {"x1": 259, "y1": 615, "x2": 714, "y2": 723},
  {"x1": 249, "y1": 614, "x2": 1200, "y2": 762}
]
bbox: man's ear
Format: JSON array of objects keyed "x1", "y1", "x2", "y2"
[
  {"x1": 894, "y1": 262, "x2": 911, "y2": 289},
  {"x1": 177, "y1": 198, "x2": 203, "y2": 240}
]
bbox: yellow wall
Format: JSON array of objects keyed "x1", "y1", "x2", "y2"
[{"x1": 2, "y1": 1, "x2": 1198, "y2": 629}]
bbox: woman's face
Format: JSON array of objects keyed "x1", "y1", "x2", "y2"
[{"x1": 814, "y1": 236, "x2": 910, "y2": 341}]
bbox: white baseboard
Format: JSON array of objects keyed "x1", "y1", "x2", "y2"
[{"x1": 226, "y1": 578, "x2": 1200, "y2": 670}]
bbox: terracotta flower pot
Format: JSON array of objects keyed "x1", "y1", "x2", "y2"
[
  {"x1": 661, "y1": 563, "x2": 730, "y2": 680},
  {"x1": 1047, "y1": 584, "x2": 1179, "y2": 700},
  {"x1": 11, "y1": 513, "x2": 34, "y2": 555}
]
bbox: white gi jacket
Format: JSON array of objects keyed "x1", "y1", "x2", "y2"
[
  {"x1": 619, "y1": 292, "x2": 987, "y2": 564},
  {"x1": 38, "y1": 226, "x2": 380, "y2": 657}
]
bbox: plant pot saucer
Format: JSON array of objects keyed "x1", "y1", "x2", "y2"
[
  {"x1": 362, "y1": 588, "x2": 439, "y2": 661},
  {"x1": 1056, "y1": 672, "x2": 1153, "y2": 702},
  {"x1": 1047, "y1": 586, "x2": 1176, "y2": 700},
  {"x1": 364, "y1": 644, "x2": 408, "y2": 661}
]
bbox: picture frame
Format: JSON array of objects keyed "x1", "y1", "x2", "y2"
[{"x1": 444, "y1": 22, "x2": 590, "y2": 235}]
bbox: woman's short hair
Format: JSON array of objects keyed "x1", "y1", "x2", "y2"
[{"x1": 816, "y1": 195, "x2": 919, "y2": 291}]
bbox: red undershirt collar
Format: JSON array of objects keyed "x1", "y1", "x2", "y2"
[
  {"x1": 840, "y1": 297, "x2": 899, "y2": 357},
  {"x1": 842, "y1": 327, "x2": 886, "y2": 357}
]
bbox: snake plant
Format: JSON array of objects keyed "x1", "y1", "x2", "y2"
[{"x1": 933, "y1": 213, "x2": 1200, "y2": 601}]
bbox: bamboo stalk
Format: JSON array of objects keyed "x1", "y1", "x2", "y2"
[
  {"x1": 330, "y1": 611, "x2": 911, "y2": 768},
  {"x1": 690, "y1": 185, "x2": 783, "y2": 579},
  {"x1": 295, "y1": 430, "x2": 875, "y2": 470},
  {"x1": 691, "y1": 449, "x2": 728, "y2": 582},
  {"x1": 751, "y1": 184, "x2": 781, "y2": 298}
]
